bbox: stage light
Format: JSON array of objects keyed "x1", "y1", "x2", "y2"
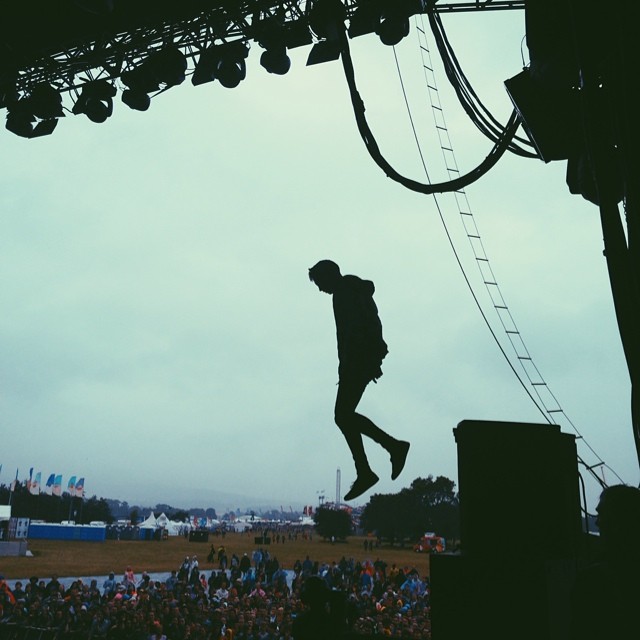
[
  {"x1": 260, "y1": 46, "x2": 291, "y2": 75},
  {"x1": 308, "y1": 0, "x2": 347, "y2": 41},
  {"x1": 5, "y1": 99, "x2": 58, "y2": 138},
  {"x1": 306, "y1": 40, "x2": 342, "y2": 66},
  {"x1": 121, "y1": 66, "x2": 159, "y2": 95},
  {"x1": 377, "y1": 11, "x2": 410, "y2": 46},
  {"x1": 121, "y1": 45, "x2": 187, "y2": 98},
  {"x1": 4, "y1": 85, "x2": 62, "y2": 138},
  {"x1": 306, "y1": 0, "x2": 349, "y2": 66},
  {"x1": 373, "y1": 0, "x2": 422, "y2": 46},
  {"x1": 150, "y1": 46, "x2": 188, "y2": 87},
  {"x1": 28, "y1": 83, "x2": 64, "y2": 120},
  {"x1": 121, "y1": 89, "x2": 150, "y2": 111},
  {"x1": 72, "y1": 80, "x2": 116, "y2": 123},
  {"x1": 5, "y1": 108, "x2": 34, "y2": 138},
  {"x1": 216, "y1": 42, "x2": 249, "y2": 88},
  {"x1": 120, "y1": 45, "x2": 186, "y2": 112},
  {"x1": 504, "y1": 69, "x2": 576, "y2": 162},
  {"x1": 254, "y1": 17, "x2": 292, "y2": 75},
  {"x1": 192, "y1": 47, "x2": 219, "y2": 86},
  {"x1": 193, "y1": 42, "x2": 248, "y2": 89}
]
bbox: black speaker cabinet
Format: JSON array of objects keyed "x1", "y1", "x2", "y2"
[
  {"x1": 454, "y1": 420, "x2": 581, "y2": 559},
  {"x1": 431, "y1": 420, "x2": 582, "y2": 639}
]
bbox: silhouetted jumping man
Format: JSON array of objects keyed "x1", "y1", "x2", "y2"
[{"x1": 309, "y1": 259, "x2": 410, "y2": 501}]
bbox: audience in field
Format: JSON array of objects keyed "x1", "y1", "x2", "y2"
[{"x1": 0, "y1": 550, "x2": 431, "y2": 639}]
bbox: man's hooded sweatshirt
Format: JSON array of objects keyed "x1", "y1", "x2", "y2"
[{"x1": 332, "y1": 274, "x2": 388, "y2": 381}]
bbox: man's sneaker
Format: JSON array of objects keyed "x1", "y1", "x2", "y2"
[
  {"x1": 344, "y1": 470, "x2": 379, "y2": 501},
  {"x1": 390, "y1": 440, "x2": 410, "y2": 480}
]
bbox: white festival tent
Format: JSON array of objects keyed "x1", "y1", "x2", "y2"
[
  {"x1": 138, "y1": 511, "x2": 191, "y2": 536},
  {"x1": 138, "y1": 512, "x2": 157, "y2": 529}
]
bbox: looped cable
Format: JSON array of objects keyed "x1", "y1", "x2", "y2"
[{"x1": 339, "y1": 33, "x2": 520, "y2": 195}]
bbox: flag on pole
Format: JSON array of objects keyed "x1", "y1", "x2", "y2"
[
  {"x1": 10, "y1": 468, "x2": 19, "y2": 492},
  {"x1": 30, "y1": 471, "x2": 41, "y2": 495},
  {"x1": 27, "y1": 467, "x2": 33, "y2": 492},
  {"x1": 45, "y1": 473, "x2": 55, "y2": 495},
  {"x1": 53, "y1": 474, "x2": 62, "y2": 496},
  {"x1": 67, "y1": 476, "x2": 77, "y2": 495},
  {"x1": 75, "y1": 477, "x2": 85, "y2": 498}
]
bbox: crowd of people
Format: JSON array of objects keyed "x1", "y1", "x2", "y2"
[{"x1": 0, "y1": 549, "x2": 431, "y2": 639}]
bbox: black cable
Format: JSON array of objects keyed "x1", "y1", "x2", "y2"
[
  {"x1": 391, "y1": 46, "x2": 553, "y2": 421},
  {"x1": 340, "y1": 33, "x2": 520, "y2": 195},
  {"x1": 427, "y1": 11, "x2": 537, "y2": 159}
]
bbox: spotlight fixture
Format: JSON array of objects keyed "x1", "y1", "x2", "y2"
[
  {"x1": 308, "y1": 0, "x2": 347, "y2": 41},
  {"x1": 504, "y1": 69, "x2": 576, "y2": 162},
  {"x1": 377, "y1": 6, "x2": 410, "y2": 46},
  {"x1": 149, "y1": 46, "x2": 188, "y2": 87},
  {"x1": 255, "y1": 17, "x2": 292, "y2": 76},
  {"x1": 72, "y1": 80, "x2": 116, "y2": 123},
  {"x1": 5, "y1": 98, "x2": 59, "y2": 138},
  {"x1": 121, "y1": 89, "x2": 151, "y2": 111},
  {"x1": 192, "y1": 42, "x2": 249, "y2": 89},
  {"x1": 215, "y1": 42, "x2": 249, "y2": 89},
  {"x1": 121, "y1": 63, "x2": 160, "y2": 97},
  {"x1": 28, "y1": 83, "x2": 64, "y2": 120},
  {"x1": 4, "y1": 84, "x2": 63, "y2": 138},
  {"x1": 192, "y1": 47, "x2": 220, "y2": 86},
  {"x1": 5, "y1": 104, "x2": 36, "y2": 138},
  {"x1": 120, "y1": 66, "x2": 155, "y2": 111},
  {"x1": 120, "y1": 45, "x2": 187, "y2": 111},
  {"x1": 306, "y1": 0, "x2": 347, "y2": 66},
  {"x1": 260, "y1": 46, "x2": 291, "y2": 75},
  {"x1": 306, "y1": 40, "x2": 342, "y2": 66}
]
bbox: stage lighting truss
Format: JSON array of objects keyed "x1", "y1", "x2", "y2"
[{"x1": 1, "y1": 1, "x2": 524, "y2": 136}]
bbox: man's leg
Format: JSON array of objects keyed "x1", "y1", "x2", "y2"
[
  {"x1": 335, "y1": 373, "x2": 392, "y2": 500},
  {"x1": 334, "y1": 373, "x2": 375, "y2": 477},
  {"x1": 335, "y1": 372, "x2": 410, "y2": 489}
]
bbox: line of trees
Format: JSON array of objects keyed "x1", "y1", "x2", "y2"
[
  {"x1": 311, "y1": 475, "x2": 460, "y2": 544},
  {"x1": 360, "y1": 475, "x2": 460, "y2": 543}
]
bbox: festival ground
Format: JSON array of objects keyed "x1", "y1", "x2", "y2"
[{"x1": 0, "y1": 532, "x2": 431, "y2": 581}]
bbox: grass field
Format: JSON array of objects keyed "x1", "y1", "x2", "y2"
[{"x1": 0, "y1": 532, "x2": 430, "y2": 581}]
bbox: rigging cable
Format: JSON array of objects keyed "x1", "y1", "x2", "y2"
[
  {"x1": 336, "y1": 11, "x2": 624, "y2": 493},
  {"x1": 427, "y1": 10, "x2": 537, "y2": 158},
  {"x1": 384, "y1": 52, "x2": 550, "y2": 423},
  {"x1": 338, "y1": 31, "x2": 520, "y2": 196},
  {"x1": 411, "y1": 14, "x2": 622, "y2": 488}
]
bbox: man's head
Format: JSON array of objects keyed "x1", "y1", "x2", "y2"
[{"x1": 309, "y1": 259, "x2": 341, "y2": 294}]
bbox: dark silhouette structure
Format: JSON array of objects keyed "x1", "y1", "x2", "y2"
[
  {"x1": 431, "y1": 420, "x2": 582, "y2": 640},
  {"x1": 309, "y1": 260, "x2": 409, "y2": 501},
  {"x1": 517, "y1": 0, "x2": 640, "y2": 467},
  {"x1": 570, "y1": 484, "x2": 640, "y2": 640},
  {"x1": 291, "y1": 576, "x2": 350, "y2": 640}
]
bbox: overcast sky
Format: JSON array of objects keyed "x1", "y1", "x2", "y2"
[{"x1": 1, "y1": 9, "x2": 637, "y2": 515}]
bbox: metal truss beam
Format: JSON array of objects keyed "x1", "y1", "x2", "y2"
[{"x1": 0, "y1": 0, "x2": 524, "y2": 129}]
